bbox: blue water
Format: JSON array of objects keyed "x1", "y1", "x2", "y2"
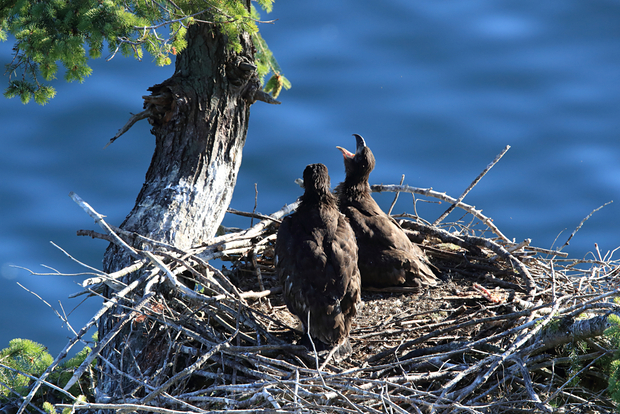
[{"x1": 1, "y1": 0, "x2": 619, "y2": 355}]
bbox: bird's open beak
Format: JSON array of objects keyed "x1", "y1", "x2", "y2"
[
  {"x1": 352, "y1": 134, "x2": 366, "y2": 155},
  {"x1": 337, "y1": 134, "x2": 367, "y2": 159},
  {"x1": 336, "y1": 146, "x2": 355, "y2": 159}
]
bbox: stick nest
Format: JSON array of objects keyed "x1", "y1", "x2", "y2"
[{"x1": 61, "y1": 185, "x2": 620, "y2": 414}]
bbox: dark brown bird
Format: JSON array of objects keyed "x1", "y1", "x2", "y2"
[
  {"x1": 335, "y1": 134, "x2": 439, "y2": 289},
  {"x1": 276, "y1": 163, "x2": 361, "y2": 354}
]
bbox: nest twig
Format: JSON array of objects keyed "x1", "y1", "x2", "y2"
[{"x1": 15, "y1": 184, "x2": 620, "y2": 413}]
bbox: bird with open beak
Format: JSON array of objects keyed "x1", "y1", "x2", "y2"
[{"x1": 335, "y1": 134, "x2": 439, "y2": 289}]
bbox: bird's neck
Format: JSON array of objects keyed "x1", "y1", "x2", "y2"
[
  {"x1": 337, "y1": 178, "x2": 371, "y2": 200},
  {"x1": 300, "y1": 191, "x2": 338, "y2": 209}
]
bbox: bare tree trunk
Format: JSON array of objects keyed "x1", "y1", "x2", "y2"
[{"x1": 96, "y1": 8, "x2": 263, "y2": 400}]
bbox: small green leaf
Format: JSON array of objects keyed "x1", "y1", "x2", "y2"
[
  {"x1": 258, "y1": 0, "x2": 273, "y2": 13},
  {"x1": 42, "y1": 402, "x2": 55, "y2": 414},
  {"x1": 280, "y1": 75, "x2": 292, "y2": 89}
]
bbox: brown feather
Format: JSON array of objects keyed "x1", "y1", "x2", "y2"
[
  {"x1": 276, "y1": 163, "x2": 361, "y2": 348},
  {"x1": 335, "y1": 134, "x2": 439, "y2": 289}
]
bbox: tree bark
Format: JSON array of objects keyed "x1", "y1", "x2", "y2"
[{"x1": 97, "y1": 7, "x2": 263, "y2": 401}]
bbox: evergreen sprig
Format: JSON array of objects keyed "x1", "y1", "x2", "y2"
[
  {"x1": 254, "y1": 29, "x2": 291, "y2": 99},
  {"x1": 1, "y1": 0, "x2": 288, "y2": 104},
  {"x1": 0, "y1": 338, "x2": 53, "y2": 398},
  {"x1": 605, "y1": 311, "x2": 620, "y2": 409},
  {"x1": 0, "y1": 338, "x2": 94, "y2": 406}
]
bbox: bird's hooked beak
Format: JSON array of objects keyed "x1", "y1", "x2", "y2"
[
  {"x1": 336, "y1": 145, "x2": 354, "y2": 159},
  {"x1": 337, "y1": 134, "x2": 367, "y2": 159},
  {"x1": 352, "y1": 134, "x2": 366, "y2": 155}
]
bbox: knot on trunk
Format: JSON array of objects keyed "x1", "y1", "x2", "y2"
[
  {"x1": 226, "y1": 56, "x2": 281, "y2": 105},
  {"x1": 226, "y1": 56, "x2": 256, "y2": 86},
  {"x1": 143, "y1": 84, "x2": 177, "y2": 126}
]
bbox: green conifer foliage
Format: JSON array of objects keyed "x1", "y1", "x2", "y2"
[
  {"x1": 0, "y1": 338, "x2": 94, "y2": 406},
  {"x1": 1, "y1": 0, "x2": 288, "y2": 104},
  {"x1": 48, "y1": 345, "x2": 93, "y2": 397},
  {"x1": 606, "y1": 312, "x2": 620, "y2": 409},
  {"x1": 255, "y1": 30, "x2": 291, "y2": 99},
  {"x1": 0, "y1": 339, "x2": 53, "y2": 398}
]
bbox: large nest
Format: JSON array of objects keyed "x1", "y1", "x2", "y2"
[{"x1": 22, "y1": 180, "x2": 619, "y2": 414}]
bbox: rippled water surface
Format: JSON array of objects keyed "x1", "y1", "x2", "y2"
[{"x1": 1, "y1": 1, "x2": 619, "y2": 354}]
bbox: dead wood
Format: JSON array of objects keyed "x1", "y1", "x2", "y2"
[{"x1": 19, "y1": 186, "x2": 620, "y2": 414}]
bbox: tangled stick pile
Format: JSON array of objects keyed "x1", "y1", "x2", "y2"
[{"x1": 48, "y1": 180, "x2": 620, "y2": 414}]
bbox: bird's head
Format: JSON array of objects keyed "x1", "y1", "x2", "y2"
[
  {"x1": 336, "y1": 134, "x2": 376, "y2": 182},
  {"x1": 302, "y1": 163, "x2": 331, "y2": 196}
]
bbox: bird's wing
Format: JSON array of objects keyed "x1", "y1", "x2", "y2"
[
  {"x1": 344, "y1": 196, "x2": 412, "y2": 252},
  {"x1": 276, "y1": 212, "x2": 334, "y2": 309},
  {"x1": 323, "y1": 213, "x2": 361, "y2": 299}
]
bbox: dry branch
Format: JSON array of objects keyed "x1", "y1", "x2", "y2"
[
  {"x1": 371, "y1": 184, "x2": 510, "y2": 242},
  {"x1": 104, "y1": 108, "x2": 153, "y2": 149},
  {"x1": 17, "y1": 183, "x2": 619, "y2": 414},
  {"x1": 433, "y1": 145, "x2": 510, "y2": 226}
]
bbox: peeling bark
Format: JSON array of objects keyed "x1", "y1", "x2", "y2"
[
  {"x1": 528, "y1": 312, "x2": 618, "y2": 355},
  {"x1": 97, "y1": 10, "x2": 262, "y2": 401}
]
